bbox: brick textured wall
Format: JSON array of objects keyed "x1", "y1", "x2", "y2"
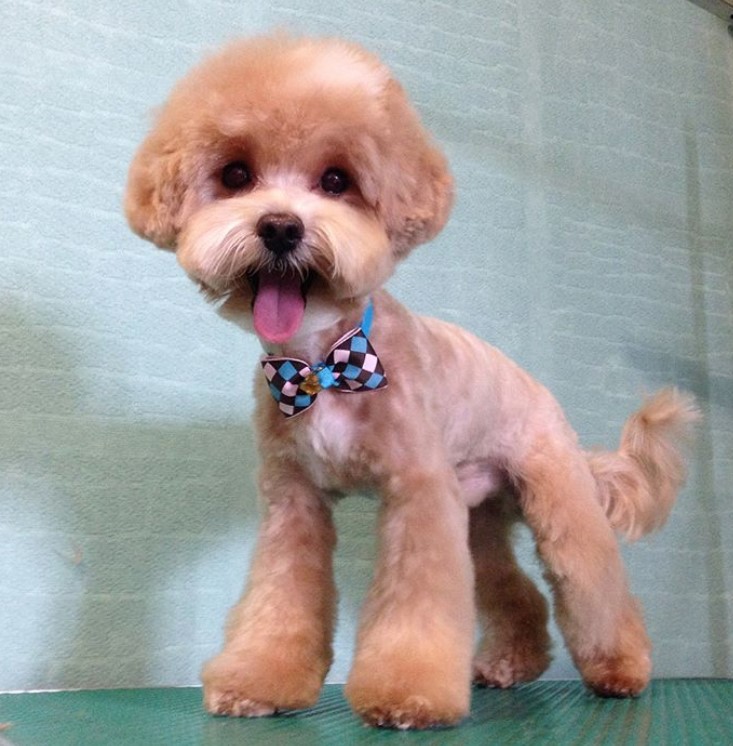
[{"x1": 1, "y1": 0, "x2": 731, "y2": 689}]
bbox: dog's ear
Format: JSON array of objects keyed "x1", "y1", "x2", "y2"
[
  {"x1": 380, "y1": 80, "x2": 454, "y2": 256},
  {"x1": 125, "y1": 125, "x2": 190, "y2": 250}
]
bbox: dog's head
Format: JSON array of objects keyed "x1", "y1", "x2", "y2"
[{"x1": 125, "y1": 34, "x2": 453, "y2": 344}]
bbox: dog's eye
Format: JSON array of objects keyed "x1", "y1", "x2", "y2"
[
  {"x1": 221, "y1": 161, "x2": 251, "y2": 190},
  {"x1": 320, "y1": 168, "x2": 350, "y2": 196}
]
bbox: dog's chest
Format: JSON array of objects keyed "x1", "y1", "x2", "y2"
[{"x1": 291, "y1": 398, "x2": 368, "y2": 491}]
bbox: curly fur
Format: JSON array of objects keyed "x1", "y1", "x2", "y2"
[
  {"x1": 588, "y1": 388, "x2": 700, "y2": 540},
  {"x1": 125, "y1": 33, "x2": 699, "y2": 730}
]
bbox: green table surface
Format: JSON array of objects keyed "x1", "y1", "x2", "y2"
[{"x1": 1, "y1": 680, "x2": 731, "y2": 745}]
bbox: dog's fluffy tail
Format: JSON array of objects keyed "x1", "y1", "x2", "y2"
[{"x1": 586, "y1": 388, "x2": 700, "y2": 541}]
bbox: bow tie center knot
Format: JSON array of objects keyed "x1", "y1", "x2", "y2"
[{"x1": 299, "y1": 364, "x2": 336, "y2": 395}]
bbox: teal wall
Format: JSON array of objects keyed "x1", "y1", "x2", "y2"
[{"x1": 1, "y1": 0, "x2": 731, "y2": 690}]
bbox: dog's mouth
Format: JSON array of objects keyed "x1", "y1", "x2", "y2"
[{"x1": 246, "y1": 268, "x2": 314, "y2": 345}]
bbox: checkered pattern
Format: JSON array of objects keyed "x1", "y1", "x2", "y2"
[{"x1": 261, "y1": 326, "x2": 387, "y2": 418}]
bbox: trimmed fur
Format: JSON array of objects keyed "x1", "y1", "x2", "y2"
[{"x1": 125, "y1": 34, "x2": 699, "y2": 730}]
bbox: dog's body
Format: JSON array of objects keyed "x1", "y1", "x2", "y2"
[{"x1": 126, "y1": 34, "x2": 698, "y2": 729}]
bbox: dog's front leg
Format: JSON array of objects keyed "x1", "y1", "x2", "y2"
[
  {"x1": 202, "y1": 460, "x2": 336, "y2": 716},
  {"x1": 345, "y1": 467, "x2": 475, "y2": 729}
]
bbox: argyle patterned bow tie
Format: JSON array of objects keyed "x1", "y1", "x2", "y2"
[{"x1": 261, "y1": 305, "x2": 388, "y2": 418}]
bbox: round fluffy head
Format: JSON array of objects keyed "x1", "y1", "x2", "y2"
[{"x1": 125, "y1": 34, "x2": 453, "y2": 343}]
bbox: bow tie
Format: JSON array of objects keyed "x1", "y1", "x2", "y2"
[{"x1": 261, "y1": 303, "x2": 388, "y2": 418}]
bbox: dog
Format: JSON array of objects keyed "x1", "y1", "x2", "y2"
[{"x1": 125, "y1": 33, "x2": 699, "y2": 729}]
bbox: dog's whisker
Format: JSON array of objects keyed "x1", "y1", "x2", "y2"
[
  {"x1": 302, "y1": 237, "x2": 338, "y2": 282},
  {"x1": 213, "y1": 234, "x2": 259, "y2": 285}
]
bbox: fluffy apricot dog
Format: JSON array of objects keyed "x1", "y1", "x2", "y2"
[{"x1": 126, "y1": 34, "x2": 698, "y2": 729}]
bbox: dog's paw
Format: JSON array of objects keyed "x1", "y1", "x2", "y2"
[
  {"x1": 588, "y1": 675, "x2": 647, "y2": 699},
  {"x1": 584, "y1": 666, "x2": 650, "y2": 698},
  {"x1": 204, "y1": 690, "x2": 278, "y2": 718},
  {"x1": 579, "y1": 653, "x2": 651, "y2": 698},
  {"x1": 472, "y1": 647, "x2": 551, "y2": 689},
  {"x1": 345, "y1": 656, "x2": 470, "y2": 729},
  {"x1": 202, "y1": 649, "x2": 323, "y2": 717},
  {"x1": 353, "y1": 695, "x2": 463, "y2": 730}
]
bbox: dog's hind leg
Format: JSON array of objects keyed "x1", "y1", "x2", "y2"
[
  {"x1": 516, "y1": 435, "x2": 652, "y2": 697},
  {"x1": 202, "y1": 459, "x2": 337, "y2": 716},
  {"x1": 345, "y1": 466, "x2": 475, "y2": 729},
  {"x1": 469, "y1": 493, "x2": 552, "y2": 688}
]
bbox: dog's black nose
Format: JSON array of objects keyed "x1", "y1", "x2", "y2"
[{"x1": 256, "y1": 213, "x2": 304, "y2": 256}]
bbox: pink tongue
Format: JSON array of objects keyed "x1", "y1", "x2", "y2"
[{"x1": 253, "y1": 269, "x2": 306, "y2": 344}]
